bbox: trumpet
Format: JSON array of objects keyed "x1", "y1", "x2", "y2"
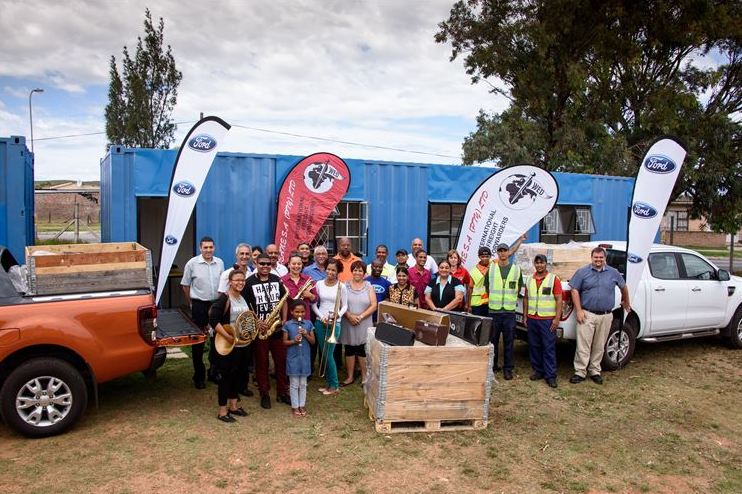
[
  {"x1": 293, "y1": 278, "x2": 315, "y2": 300},
  {"x1": 319, "y1": 282, "x2": 342, "y2": 378}
]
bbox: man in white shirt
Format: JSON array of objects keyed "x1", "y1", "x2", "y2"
[
  {"x1": 406, "y1": 237, "x2": 438, "y2": 275},
  {"x1": 217, "y1": 243, "x2": 254, "y2": 294},
  {"x1": 181, "y1": 236, "x2": 224, "y2": 389},
  {"x1": 365, "y1": 244, "x2": 397, "y2": 283},
  {"x1": 265, "y1": 243, "x2": 288, "y2": 277}
]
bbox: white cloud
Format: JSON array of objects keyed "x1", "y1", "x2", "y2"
[{"x1": 0, "y1": 0, "x2": 508, "y2": 180}]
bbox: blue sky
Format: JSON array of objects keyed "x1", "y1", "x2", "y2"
[{"x1": 0, "y1": 0, "x2": 503, "y2": 180}]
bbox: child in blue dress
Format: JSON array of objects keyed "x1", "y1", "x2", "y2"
[{"x1": 283, "y1": 300, "x2": 315, "y2": 417}]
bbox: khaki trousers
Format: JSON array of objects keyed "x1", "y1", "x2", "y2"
[{"x1": 573, "y1": 311, "x2": 612, "y2": 377}]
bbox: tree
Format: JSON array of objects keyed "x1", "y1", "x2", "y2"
[
  {"x1": 105, "y1": 9, "x2": 182, "y2": 149},
  {"x1": 436, "y1": 0, "x2": 741, "y2": 232}
]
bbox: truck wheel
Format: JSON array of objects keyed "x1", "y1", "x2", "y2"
[
  {"x1": 725, "y1": 306, "x2": 742, "y2": 349},
  {"x1": 0, "y1": 358, "x2": 88, "y2": 438},
  {"x1": 602, "y1": 318, "x2": 636, "y2": 371}
]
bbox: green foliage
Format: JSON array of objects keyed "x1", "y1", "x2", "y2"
[
  {"x1": 105, "y1": 9, "x2": 182, "y2": 149},
  {"x1": 437, "y1": 0, "x2": 741, "y2": 232}
]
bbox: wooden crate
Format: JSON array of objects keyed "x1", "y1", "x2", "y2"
[
  {"x1": 25, "y1": 242, "x2": 153, "y2": 295},
  {"x1": 364, "y1": 328, "x2": 494, "y2": 433}
]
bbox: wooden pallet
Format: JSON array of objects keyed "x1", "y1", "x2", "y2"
[{"x1": 365, "y1": 397, "x2": 486, "y2": 433}]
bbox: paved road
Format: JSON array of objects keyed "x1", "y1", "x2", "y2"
[
  {"x1": 36, "y1": 231, "x2": 100, "y2": 243},
  {"x1": 708, "y1": 257, "x2": 742, "y2": 273}
]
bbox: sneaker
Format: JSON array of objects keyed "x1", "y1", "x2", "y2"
[
  {"x1": 589, "y1": 374, "x2": 604, "y2": 385},
  {"x1": 569, "y1": 374, "x2": 585, "y2": 384},
  {"x1": 546, "y1": 378, "x2": 558, "y2": 388},
  {"x1": 260, "y1": 395, "x2": 272, "y2": 409},
  {"x1": 529, "y1": 372, "x2": 544, "y2": 381}
]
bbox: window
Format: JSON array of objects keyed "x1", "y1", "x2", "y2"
[
  {"x1": 540, "y1": 206, "x2": 595, "y2": 244},
  {"x1": 662, "y1": 211, "x2": 689, "y2": 231},
  {"x1": 428, "y1": 203, "x2": 466, "y2": 261},
  {"x1": 680, "y1": 253, "x2": 714, "y2": 280},
  {"x1": 311, "y1": 201, "x2": 368, "y2": 256},
  {"x1": 648, "y1": 253, "x2": 680, "y2": 280}
]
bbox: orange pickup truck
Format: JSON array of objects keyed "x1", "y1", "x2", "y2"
[{"x1": 0, "y1": 247, "x2": 203, "y2": 438}]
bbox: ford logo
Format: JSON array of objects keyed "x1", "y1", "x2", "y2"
[
  {"x1": 627, "y1": 253, "x2": 643, "y2": 263},
  {"x1": 187, "y1": 134, "x2": 217, "y2": 152},
  {"x1": 633, "y1": 201, "x2": 657, "y2": 219},
  {"x1": 172, "y1": 181, "x2": 196, "y2": 197},
  {"x1": 644, "y1": 154, "x2": 676, "y2": 174},
  {"x1": 165, "y1": 235, "x2": 178, "y2": 245}
]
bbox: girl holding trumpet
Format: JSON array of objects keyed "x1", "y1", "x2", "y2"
[
  {"x1": 209, "y1": 270, "x2": 250, "y2": 423},
  {"x1": 311, "y1": 259, "x2": 348, "y2": 395}
]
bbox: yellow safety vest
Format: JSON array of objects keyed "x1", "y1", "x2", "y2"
[
  {"x1": 527, "y1": 274, "x2": 557, "y2": 317},
  {"x1": 469, "y1": 265, "x2": 489, "y2": 306},
  {"x1": 488, "y1": 263, "x2": 521, "y2": 311}
]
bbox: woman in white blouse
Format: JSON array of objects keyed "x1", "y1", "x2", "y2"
[{"x1": 311, "y1": 259, "x2": 348, "y2": 395}]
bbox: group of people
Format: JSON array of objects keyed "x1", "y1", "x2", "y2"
[{"x1": 180, "y1": 233, "x2": 630, "y2": 422}]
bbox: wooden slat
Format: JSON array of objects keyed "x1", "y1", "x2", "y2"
[
  {"x1": 384, "y1": 346, "x2": 490, "y2": 365},
  {"x1": 32, "y1": 250, "x2": 147, "y2": 268},
  {"x1": 381, "y1": 401, "x2": 486, "y2": 421},
  {"x1": 31, "y1": 269, "x2": 151, "y2": 295},
  {"x1": 34, "y1": 261, "x2": 147, "y2": 275},
  {"x1": 385, "y1": 382, "x2": 486, "y2": 401},
  {"x1": 385, "y1": 364, "x2": 488, "y2": 385},
  {"x1": 27, "y1": 242, "x2": 141, "y2": 255}
]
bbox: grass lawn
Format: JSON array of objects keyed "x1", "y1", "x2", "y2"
[{"x1": 1, "y1": 338, "x2": 740, "y2": 493}]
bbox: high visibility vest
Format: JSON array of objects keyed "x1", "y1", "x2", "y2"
[
  {"x1": 488, "y1": 263, "x2": 521, "y2": 311},
  {"x1": 526, "y1": 274, "x2": 557, "y2": 317},
  {"x1": 469, "y1": 265, "x2": 488, "y2": 306}
]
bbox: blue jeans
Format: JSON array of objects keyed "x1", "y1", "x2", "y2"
[
  {"x1": 314, "y1": 320, "x2": 341, "y2": 390},
  {"x1": 289, "y1": 375, "x2": 307, "y2": 408},
  {"x1": 490, "y1": 312, "x2": 516, "y2": 371},
  {"x1": 527, "y1": 318, "x2": 557, "y2": 379}
]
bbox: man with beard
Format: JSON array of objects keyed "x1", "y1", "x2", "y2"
[{"x1": 243, "y1": 253, "x2": 289, "y2": 409}]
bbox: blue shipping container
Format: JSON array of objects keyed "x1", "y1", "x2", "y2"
[
  {"x1": 100, "y1": 147, "x2": 634, "y2": 266},
  {"x1": 0, "y1": 136, "x2": 34, "y2": 261}
]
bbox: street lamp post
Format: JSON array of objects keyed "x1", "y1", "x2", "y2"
[{"x1": 28, "y1": 88, "x2": 44, "y2": 154}]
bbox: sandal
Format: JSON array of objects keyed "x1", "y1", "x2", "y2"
[
  {"x1": 322, "y1": 388, "x2": 340, "y2": 396},
  {"x1": 292, "y1": 408, "x2": 302, "y2": 417},
  {"x1": 340, "y1": 379, "x2": 355, "y2": 387},
  {"x1": 318, "y1": 387, "x2": 328, "y2": 393},
  {"x1": 299, "y1": 407, "x2": 307, "y2": 416},
  {"x1": 217, "y1": 414, "x2": 236, "y2": 423},
  {"x1": 228, "y1": 407, "x2": 248, "y2": 417}
]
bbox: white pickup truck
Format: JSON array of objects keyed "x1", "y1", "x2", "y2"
[{"x1": 515, "y1": 242, "x2": 742, "y2": 369}]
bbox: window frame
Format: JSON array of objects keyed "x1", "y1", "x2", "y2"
[
  {"x1": 427, "y1": 202, "x2": 466, "y2": 261},
  {"x1": 540, "y1": 205, "x2": 595, "y2": 244},
  {"x1": 648, "y1": 252, "x2": 682, "y2": 280},
  {"x1": 311, "y1": 201, "x2": 368, "y2": 256}
]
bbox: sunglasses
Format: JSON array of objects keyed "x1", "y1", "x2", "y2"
[{"x1": 258, "y1": 262, "x2": 271, "y2": 266}]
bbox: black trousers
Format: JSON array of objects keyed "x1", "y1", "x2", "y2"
[
  {"x1": 216, "y1": 346, "x2": 247, "y2": 406},
  {"x1": 190, "y1": 299, "x2": 214, "y2": 383}
]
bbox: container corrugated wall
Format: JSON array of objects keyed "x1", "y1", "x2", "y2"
[
  {"x1": 99, "y1": 147, "x2": 634, "y2": 261},
  {"x1": 0, "y1": 136, "x2": 34, "y2": 261}
]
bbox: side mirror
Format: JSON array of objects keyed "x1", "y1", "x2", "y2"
[{"x1": 718, "y1": 269, "x2": 730, "y2": 281}]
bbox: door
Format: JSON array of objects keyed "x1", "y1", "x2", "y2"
[
  {"x1": 679, "y1": 253, "x2": 727, "y2": 329},
  {"x1": 646, "y1": 252, "x2": 687, "y2": 334}
]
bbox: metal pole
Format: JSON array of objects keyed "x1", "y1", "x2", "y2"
[
  {"x1": 731, "y1": 234, "x2": 735, "y2": 272},
  {"x1": 74, "y1": 202, "x2": 80, "y2": 243},
  {"x1": 28, "y1": 88, "x2": 44, "y2": 154},
  {"x1": 670, "y1": 216, "x2": 675, "y2": 245}
]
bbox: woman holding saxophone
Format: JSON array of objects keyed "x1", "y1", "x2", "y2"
[
  {"x1": 209, "y1": 270, "x2": 250, "y2": 422},
  {"x1": 311, "y1": 259, "x2": 348, "y2": 396}
]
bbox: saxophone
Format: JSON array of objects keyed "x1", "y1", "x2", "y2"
[{"x1": 257, "y1": 288, "x2": 291, "y2": 340}]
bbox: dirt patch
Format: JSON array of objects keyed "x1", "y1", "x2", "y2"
[{"x1": 1, "y1": 337, "x2": 740, "y2": 493}]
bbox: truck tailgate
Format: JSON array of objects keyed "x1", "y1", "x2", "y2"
[{"x1": 155, "y1": 308, "x2": 207, "y2": 347}]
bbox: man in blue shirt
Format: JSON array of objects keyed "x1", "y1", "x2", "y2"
[{"x1": 569, "y1": 247, "x2": 631, "y2": 384}]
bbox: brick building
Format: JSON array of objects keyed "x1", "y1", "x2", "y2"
[{"x1": 35, "y1": 181, "x2": 100, "y2": 225}]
